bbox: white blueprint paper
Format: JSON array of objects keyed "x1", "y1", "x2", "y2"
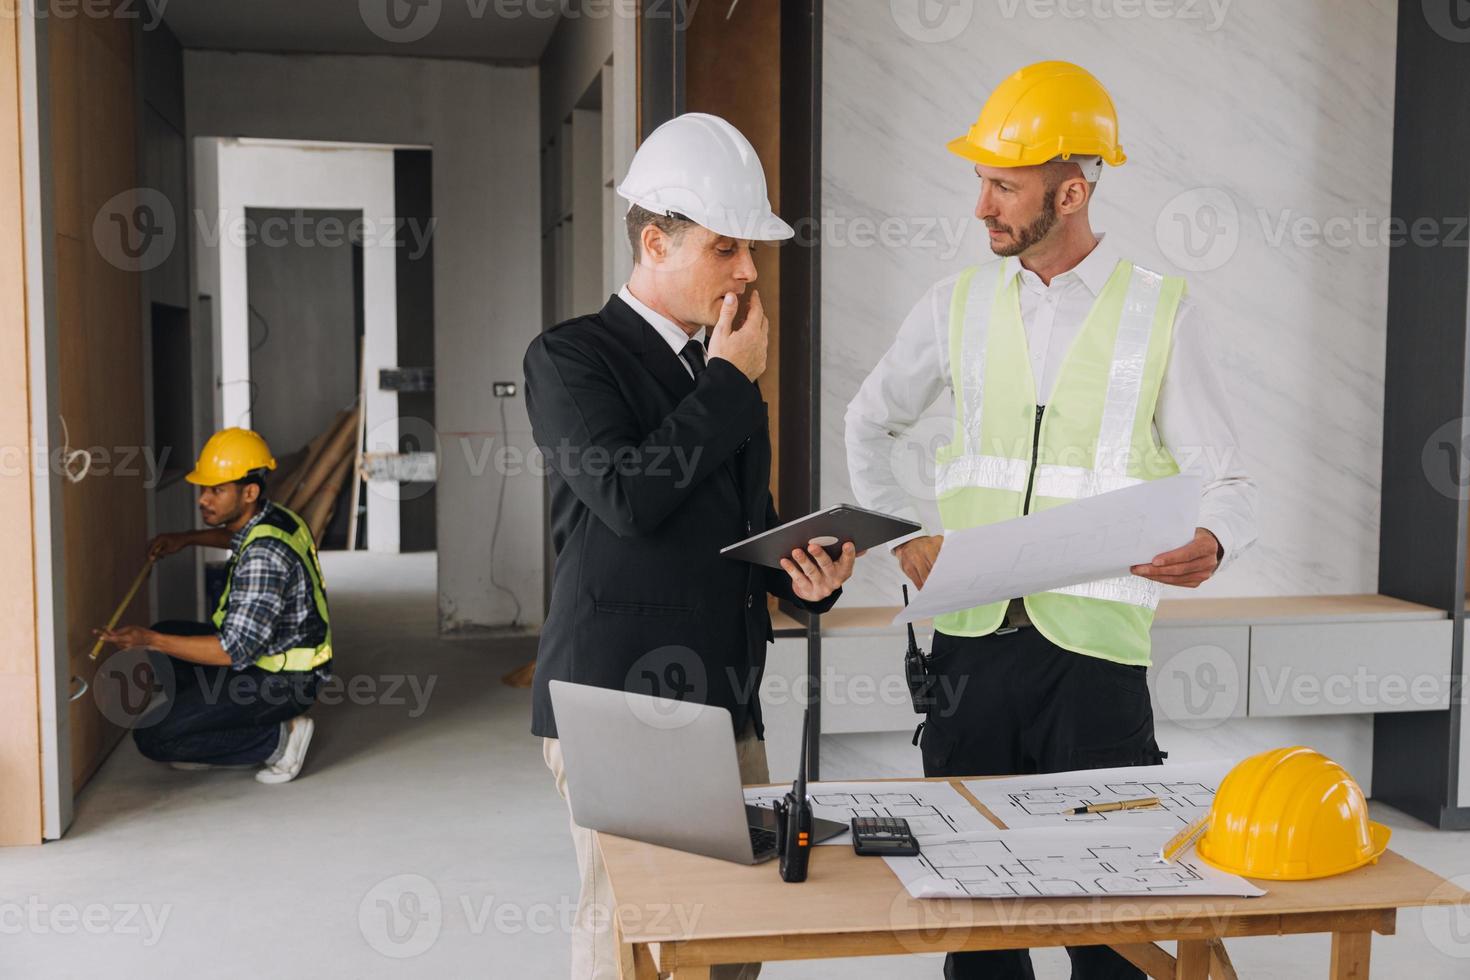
[
  {"x1": 885, "y1": 826, "x2": 1264, "y2": 899},
  {"x1": 964, "y1": 761, "x2": 1233, "y2": 830},
  {"x1": 743, "y1": 780, "x2": 996, "y2": 846},
  {"x1": 893, "y1": 474, "x2": 1201, "y2": 625}
]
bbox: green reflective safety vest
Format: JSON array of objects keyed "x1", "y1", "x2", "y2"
[
  {"x1": 212, "y1": 503, "x2": 334, "y2": 673},
  {"x1": 934, "y1": 257, "x2": 1186, "y2": 665}
]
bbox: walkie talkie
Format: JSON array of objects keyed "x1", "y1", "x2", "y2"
[
  {"x1": 773, "y1": 707, "x2": 814, "y2": 882},
  {"x1": 903, "y1": 585, "x2": 936, "y2": 714}
]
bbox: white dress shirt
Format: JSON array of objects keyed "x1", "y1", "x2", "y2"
[
  {"x1": 844, "y1": 234, "x2": 1258, "y2": 570},
  {"x1": 619, "y1": 285, "x2": 706, "y2": 378}
]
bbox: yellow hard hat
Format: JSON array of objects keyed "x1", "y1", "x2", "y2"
[
  {"x1": 186, "y1": 427, "x2": 277, "y2": 486},
  {"x1": 1196, "y1": 747, "x2": 1391, "y2": 881},
  {"x1": 947, "y1": 60, "x2": 1126, "y2": 172}
]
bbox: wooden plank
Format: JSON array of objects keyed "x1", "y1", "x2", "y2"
[
  {"x1": 1111, "y1": 942, "x2": 1177, "y2": 979},
  {"x1": 2, "y1": 0, "x2": 45, "y2": 843},
  {"x1": 1175, "y1": 940, "x2": 1211, "y2": 979},
  {"x1": 1330, "y1": 931, "x2": 1372, "y2": 979},
  {"x1": 1206, "y1": 938, "x2": 1239, "y2": 980}
]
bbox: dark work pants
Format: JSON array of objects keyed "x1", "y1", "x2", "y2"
[
  {"x1": 919, "y1": 627, "x2": 1166, "y2": 980},
  {"x1": 131, "y1": 621, "x2": 317, "y2": 767}
]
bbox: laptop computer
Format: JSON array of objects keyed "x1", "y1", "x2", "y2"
[{"x1": 548, "y1": 680, "x2": 846, "y2": 864}]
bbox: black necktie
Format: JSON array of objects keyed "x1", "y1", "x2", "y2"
[{"x1": 680, "y1": 338, "x2": 707, "y2": 379}]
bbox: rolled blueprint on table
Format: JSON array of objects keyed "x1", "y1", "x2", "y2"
[{"x1": 893, "y1": 473, "x2": 1201, "y2": 626}]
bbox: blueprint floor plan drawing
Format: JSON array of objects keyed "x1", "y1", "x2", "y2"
[
  {"x1": 743, "y1": 781, "x2": 995, "y2": 846},
  {"x1": 885, "y1": 827, "x2": 1265, "y2": 899},
  {"x1": 964, "y1": 761, "x2": 1234, "y2": 829}
]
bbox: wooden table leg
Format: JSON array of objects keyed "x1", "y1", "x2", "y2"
[
  {"x1": 622, "y1": 940, "x2": 658, "y2": 980},
  {"x1": 1206, "y1": 938, "x2": 1239, "y2": 980},
  {"x1": 1176, "y1": 940, "x2": 1212, "y2": 979},
  {"x1": 1330, "y1": 931, "x2": 1372, "y2": 979},
  {"x1": 668, "y1": 967, "x2": 710, "y2": 979}
]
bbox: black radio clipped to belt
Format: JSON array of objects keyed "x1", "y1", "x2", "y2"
[{"x1": 902, "y1": 585, "x2": 936, "y2": 715}]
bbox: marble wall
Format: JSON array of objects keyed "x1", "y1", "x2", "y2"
[{"x1": 821, "y1": 0, "x2": 1399, "y2": 607}]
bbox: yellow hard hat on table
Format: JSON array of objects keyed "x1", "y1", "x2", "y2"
[
  {"x1": 186, "y1": 427, "x2": 277, "y2": 486},
  {"x1": 947, "y1": 60, "x2": 1126, "y2": 173},
  {"x1": 1197, "y1": 746, "x2": 1391, "y2": 881}
]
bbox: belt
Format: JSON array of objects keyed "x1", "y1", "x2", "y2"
[{"x1": 999, "y1": 597, "x2": 1032, "y2": 631}]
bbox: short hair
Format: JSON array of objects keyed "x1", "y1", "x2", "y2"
[
  {"x1": 625, "y1": 204, "x2": 695, "y2": 262},
  {"x1": 236, "y1": 469, "x2": 269, "y2": 500}
]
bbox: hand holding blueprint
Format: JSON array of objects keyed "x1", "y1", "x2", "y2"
[{"x1": 893, "y1": 474, "x2": 1201, "y2": 625}]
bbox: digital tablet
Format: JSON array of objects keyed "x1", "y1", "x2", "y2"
[{"x1": 719, "y1": 504, "x2": 922, "y2": 569}]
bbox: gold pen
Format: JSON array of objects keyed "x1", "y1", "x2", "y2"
[{"x1": 1066, "y1": 796, "x2": 1162, "y2": 815}]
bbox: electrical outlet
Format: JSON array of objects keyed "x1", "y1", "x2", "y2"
[{"x1": 493, "y1": 382, "x2": 518, "y2": 398}]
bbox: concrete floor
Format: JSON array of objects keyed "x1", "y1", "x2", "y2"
[{"x1": 4, "y1": 551, "x2": 1469, "y2": 978}]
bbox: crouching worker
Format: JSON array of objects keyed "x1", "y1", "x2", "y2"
[{"x1": 96, "y1": 427, "x2": 332, "y2": 784}]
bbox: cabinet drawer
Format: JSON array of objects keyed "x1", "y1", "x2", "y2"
[{"x1": 1248, "y1": 620, "x2": 1452, "y2": 716}]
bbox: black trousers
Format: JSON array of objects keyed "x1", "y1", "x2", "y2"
[
  {"x1": 919, "y1": 627, "x2": 1166, "y2": 980},
  {"x1": 130, "y1": 621, "x2": 317, "y2": 767}
]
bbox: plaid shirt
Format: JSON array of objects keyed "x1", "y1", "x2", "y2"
[{"x1": 218, "y1": 502, "x2": 318, "y2": 671}]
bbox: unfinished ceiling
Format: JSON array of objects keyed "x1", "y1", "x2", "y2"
[{"x1": 160, "y1": 0, "x2": 562, "y2": 63}]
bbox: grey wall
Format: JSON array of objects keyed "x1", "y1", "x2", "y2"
[
  {"x1": 185, "y1": 51, "x2": 543, "y2": 630},
  {"x1": 245, "y1": 207, "x2": 361, "y2": 458}
]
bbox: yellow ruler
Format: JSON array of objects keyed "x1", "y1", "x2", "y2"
[{"x1": 1158, "y1": 813, "x2": 1211, "y2": 864}]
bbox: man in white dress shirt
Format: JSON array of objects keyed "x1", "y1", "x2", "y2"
[{"x1": 844, "y1": 61, "x2": 1257, "y2": 980}]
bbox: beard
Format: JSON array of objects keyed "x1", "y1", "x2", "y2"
[{"x1": 986, "y1": 191, "x2": 1059, "y2": 258}]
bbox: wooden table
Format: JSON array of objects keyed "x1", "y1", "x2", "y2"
[{"x1": 598, "y1": 779, "x2": 1470, "y2": 979}]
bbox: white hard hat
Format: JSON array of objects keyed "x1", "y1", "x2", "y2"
[{"x1": 617, "y1": 112, "x2": 794, "y2": 242}]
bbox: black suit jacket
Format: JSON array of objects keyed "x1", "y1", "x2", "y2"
[{"x1": 523, "y1": 295, "x2": 839, "y2": 739}]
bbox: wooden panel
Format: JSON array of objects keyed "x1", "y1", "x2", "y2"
[
  {"x1": 50, "y1": 2, "x2": 147, "y2": 792},
  {"x1": 684, "y1": 1, "x2": 782, "y2": 502},
  {"x1": 1149, "y1": 626, "x2": 1249, "y2": 724},
  {"x1": 1249, "y1": 620, "x2": 1453, "y2": 717},
  {"x1": 0, "y1": 0, "x2": 43, "y2": 846}
]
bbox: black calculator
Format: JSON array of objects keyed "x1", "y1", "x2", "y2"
[{"x1": 849, "y1": 816, "x2": 921, "y2": 856}]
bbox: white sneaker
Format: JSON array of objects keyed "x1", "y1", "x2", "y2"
[
  {"x1": 255, "y1": 716, "x2": 315, "y2": 785},
  {"x1": 169, "y1": 761, "x2": 253, "y2": 771}
]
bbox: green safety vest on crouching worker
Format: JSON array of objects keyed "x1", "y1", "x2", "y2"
[
  {"x1": 934, "y1": 257, "x2": 1186, "y2": 665},
  {"x1": 211, "y1": 503, "x2": 334, "y2": 672}
]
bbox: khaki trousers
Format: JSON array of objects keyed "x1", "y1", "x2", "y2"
[{"x1": 543, "y1": 720, "x2": 770, "y2": 980}]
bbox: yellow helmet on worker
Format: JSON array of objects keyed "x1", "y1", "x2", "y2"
[
  {"x1": 948, "y1": 60, "x2": 1126, "y2": 178},
  {"x1": 1196, "y1": 746, "x2": 1391, "y2": 881},
  {"x1": 186, "y1": 427, "x2": 277, "y2": 487}
]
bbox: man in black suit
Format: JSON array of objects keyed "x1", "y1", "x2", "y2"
[{"x1": 524, "y1": 113, "x2": 855, "y2": 980}]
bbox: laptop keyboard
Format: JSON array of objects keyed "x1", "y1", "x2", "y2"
[{"x1": 748, "y1": 826, "x2": 777, "y2": 855}]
